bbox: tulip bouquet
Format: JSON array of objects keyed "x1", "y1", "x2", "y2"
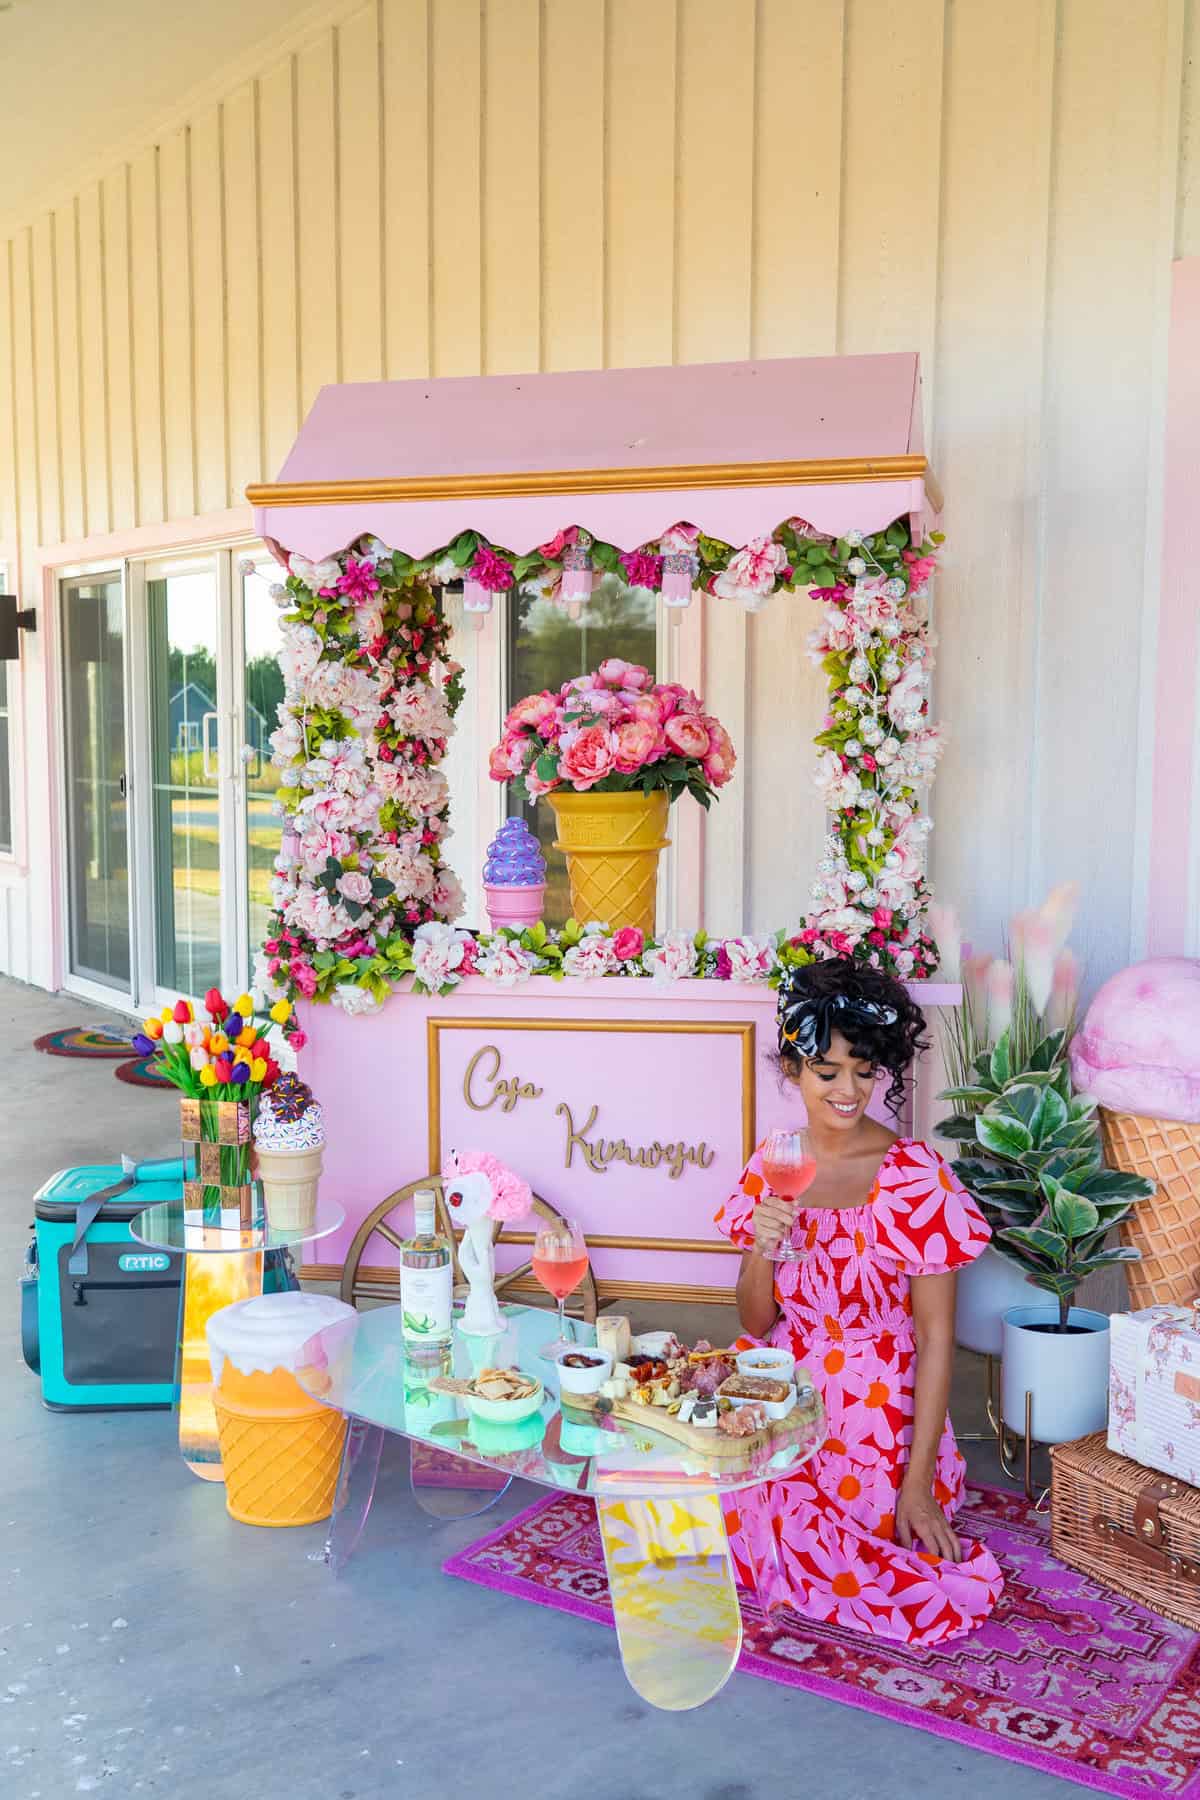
[
  {"x1": 132, "y1": 987, "x2": 292, "y2": 1098},
  {"x1": 134, "y1": 989, "x2": 295, "y2": 1223},
  {"x1": 488, "y1": 659, "x2": 735, "y2": 808}
]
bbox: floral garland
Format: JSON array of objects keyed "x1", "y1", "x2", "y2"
[
  {"x1": 402, "y1": 920, "x2": 779, "y2": 992},
  {"x1": 258, "y1": 541, "x2": 467, "y2": 1027},
  {"x1": 797, "y1": 523, "x2": 945, "y2": 979},
  {"x1": 257, "y1": 516, "x2": 944, "y2": 1026}
]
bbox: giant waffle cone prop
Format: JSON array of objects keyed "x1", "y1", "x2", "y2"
[
  {"x1": 213, "y1": 1363, "x2": 346, "y2": 1527},
  {"x1": 548, "y1": 789, "x2": 670, "y2": 937},
  {"x1": 1099, "y1": 1106, "x2": 1200, "y2": 1307}
]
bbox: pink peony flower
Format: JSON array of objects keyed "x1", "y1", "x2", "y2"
[
  {"x1": 663, "y1": 714, "x2": 711, "y2": 760},
  {"x1": 289, "y1": 958, "x2": 319, "y2": 998},
  {"x1": 712, "y1": 536, "x2": 788, "y2": 604},
  {"x1": 559, "y1": 724, "x2": 616, "y2": 790},
  {"x1": 720, "y1": 935, "x2": 774, "y2": 982},
  {"x1": 337, "y1": 871, "x2": 373, "y2": 904},
  {"x1": 700, "y1": 716, "x2": 737, "y2": 787},
  {"x1": 619, "y1": 551, "x2": 664, "y2": 591},
  {"x1": 872, "y1": 906, "x2": 894, "y2": 930},
  {"x1": 505, "y1": 691, "x2": 559, "y2": 733},
  {"x1": 337, "y1": 556, "x2": 381, "y2": 604},
  {"x1": 563, "y1": 935, "x2": 617, "y2": 979},
  {"x1": 478, "y1": 940, "x2": 538, "y2": 986},
  {"x1": 537, "y1": 527, "x2": 577, "y2": 559},
  {"x1": 643, "y1": 930, "x2": 698, "y2": 984},
  {"x1": 411, "y1": 922, "x2": 470, "y2": 991},
  {"x1": 611, "y1": 926, "x2": 645, "y2": 961},
  {"x1": 613, "y1": 717, "x2": 659, "y2": 772},
  {"x1": 468, "y1": 545, "x2": 515, "y2": 592}
]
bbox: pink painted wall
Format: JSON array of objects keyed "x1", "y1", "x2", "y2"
[
  {"x1": 298, "y1": 976, "x2": 959, "y2": 1296},
  {"x1": 1147, "y1": 260, "x2": 1200, "y2": 955}
]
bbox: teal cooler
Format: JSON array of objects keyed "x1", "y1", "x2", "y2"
[{"x1": 22, "y1": 1159, "x2": 297, "y2": 1411}]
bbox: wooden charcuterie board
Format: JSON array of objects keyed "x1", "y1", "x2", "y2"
[{"x1": 560, "y1": 1384, "x2": 822, "y2": 1461}]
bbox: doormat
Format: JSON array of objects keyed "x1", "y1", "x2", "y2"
[
  {"x1": 34, "y1": 1023, "x2": 135, "y2": 1058},
  {"x1": 114, "y1": 1057, "x2": 172, "y2": 1089},
  {"x1": 443, "y1": 1483, "x2": 1200, "y2": 1797}
]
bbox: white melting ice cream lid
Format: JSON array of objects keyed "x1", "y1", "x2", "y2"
[{"x1": 205, "y1": 1290, "x2": 356, "y2": 1377}]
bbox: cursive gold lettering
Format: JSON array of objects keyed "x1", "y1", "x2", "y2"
[
  {"x1": 557, "y1": 1101, "x2": 713, "y2": 1179},
  {"x1": 463, "y1": 1044, "x2": 543, "y2": 1114}
]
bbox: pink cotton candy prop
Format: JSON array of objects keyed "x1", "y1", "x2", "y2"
[
  {"x1": 1070, "y1": 957, "x2": 1200, "y2": 1123},
  {"x1": 441, "y1": 1148, "x2": 532, "y2": 1223}
]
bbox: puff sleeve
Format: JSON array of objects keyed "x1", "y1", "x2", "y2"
[
  {"x1": 713, "y1": 1147, "x2": 767, "y2": 1250},
  {"x1": 871, "y1": 1140, "x2": 990, "y2": 1275}
]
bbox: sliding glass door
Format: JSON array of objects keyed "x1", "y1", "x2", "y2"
[
  {"x1": 145, "y1": 558, "x2": 223, "y2": 997},
  {"x1": 59, "y1": 544, "x2": 286, "y2": 1012},
  {"x1": 61, "y1": 574, "x2": 132, "y2": 992}
]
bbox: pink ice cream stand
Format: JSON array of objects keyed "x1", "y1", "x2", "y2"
[{"x1": 248, "y1": 352, "x2": 955, "y2": 1304}]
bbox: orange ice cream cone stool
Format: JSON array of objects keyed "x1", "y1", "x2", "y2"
[{"x1": 206, "y1": 1291, "x2": 357, "y2": 1529}]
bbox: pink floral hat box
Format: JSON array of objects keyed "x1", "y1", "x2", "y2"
[{"x1": 1108, "y1": 1304, "x2": 1200, "y2": 1487}]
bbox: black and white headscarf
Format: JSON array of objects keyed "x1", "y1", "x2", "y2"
[{"x1": 777, "y1": 972, "x2": 898, "y2": 1059}]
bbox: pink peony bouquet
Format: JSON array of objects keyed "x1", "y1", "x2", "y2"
[{"x1": 489, "y1": 659, "x2": 736, "y2": 810}]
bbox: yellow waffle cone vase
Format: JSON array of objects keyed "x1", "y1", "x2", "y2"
[
  {"x1": 548, "y1": 790, "x2": 670, "y2": 937},
  {"x1": 213, "y1": 1365, "x2": 347, "y2": 1527},
  {"x1": 1100, "y1": 1106, "x2": 1200, "y2": 1307}
]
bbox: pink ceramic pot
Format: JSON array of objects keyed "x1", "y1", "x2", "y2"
[{"x1": 483, "y1": 883, "x2": 546, "y2": 932}]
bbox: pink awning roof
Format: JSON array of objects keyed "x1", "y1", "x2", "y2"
[{"x1": 248, "y1": 352, "x2": 939, "y2": 562}]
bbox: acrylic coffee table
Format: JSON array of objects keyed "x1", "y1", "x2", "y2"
[
  {"x1": 294, "y1": 1302, "x2": 825, "y2": 1711},
  {"x1": 130, "y1": 1200, "x2": 344, "y2": 1481}
]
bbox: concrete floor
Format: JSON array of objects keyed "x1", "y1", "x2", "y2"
[{"x1": 1, "y1": 976, "x2": 1074, "y2": 1800}]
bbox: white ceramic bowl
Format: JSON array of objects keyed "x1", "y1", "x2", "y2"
[
  {"x1": 736, "y1": 1346, "x2": 796, "y2": 1383},
  {"x1": 724, "y1": 1384, "x2": 797, "y2": 1423},
  {"x1": 463, "y1": 1380, "x2": 544, "y2": 1425},
  {"x1": 555, "y1": 1346, "x2": 614, "y2": 1396}
]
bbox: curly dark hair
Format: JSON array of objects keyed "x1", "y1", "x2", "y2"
[{"x1": 774, "y1": 957, "x2": 929, "y2": 1117}]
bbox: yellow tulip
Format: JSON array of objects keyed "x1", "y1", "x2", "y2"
[
  {"x1": 233, "y1": 994, "x2": 254, "y2": 1017},
  {"x1": 209, "y1": 1032, "x2": 229, "y2": 1053},
  {"x1": 236, "y1": 1026, "x2": 256, "y2": 1048},
  {"x1": 161, "y1": 1006, "x2": 174, "y2": 1023},
  {"x1": 199, "y1": 1064, "x2": 218, "y2": 1088},
  {"x1": 269, "y1": 999, "x2": 292, "y2": 1025},
  {"x1": 250, "y1": 1056, "x2": 267, "y2": 1082}
]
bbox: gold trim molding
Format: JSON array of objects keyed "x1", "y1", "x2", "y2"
[
  {"x1": 302, "y1": 1263, "x2": 737, "y2": 1308},
  {"x1": 247, "y1": 453, "x2": 939, "y2": 512},
  {"x1": 426, "y1": 1014, "x2": 756, "y2": 1173}
]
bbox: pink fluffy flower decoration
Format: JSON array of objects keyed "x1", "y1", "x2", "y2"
[
  {"x1": 619, "y1": 550, "x2": 664, "y2": 591},
  {"x1": 442, "y1": 1149, "x2": 532, "y2": 1223},
  {"x1": 468, "y1": 545, "x2": 516, "y2": 592}
]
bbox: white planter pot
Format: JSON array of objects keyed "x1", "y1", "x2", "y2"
[
  {"x1": 955, "y1": 1246, "x2": 1036, "y2": 1355},
  {"x1": 1001, "y1": 1305, "x2": 1110, "y2": 1444}
]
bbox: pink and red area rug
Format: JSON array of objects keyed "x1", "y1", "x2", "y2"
[{"x1": 443, "y1": 1483, "x2": 1200, "y2": 1798}]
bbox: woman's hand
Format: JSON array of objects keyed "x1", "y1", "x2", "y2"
[
  {"x1": 896, "y1": 1480, "x2": 962, "y2": 1563},
  {"x1": 752, "y1": 1194, "x2": 797, "y2": 1257}
]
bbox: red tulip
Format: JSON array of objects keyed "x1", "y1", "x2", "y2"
[
  {"x1": 213, "y1": 1057, "x2": 233, "y2": 1083},
  {"x1": 172, "y1": 998, "x2": 192, "y2": 1024},
  {"x1": 263, "y1": 1059, "x2": 281, "y2": 1087},
  {"x1": 250, "y1": 1038, "x2": 270, "y2": 1061},
  {"x1": 204, "y1": 986, "x2": 226, "y2": 1019}
]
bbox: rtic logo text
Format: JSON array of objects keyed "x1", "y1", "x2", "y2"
[{"x1": 117, "y1": 1253, "x2": 171, "y2": 1273}]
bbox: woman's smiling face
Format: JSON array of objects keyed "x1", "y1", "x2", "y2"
[{"x1": 793, "y1": 1028, "x2": 877, "y2": 1130}]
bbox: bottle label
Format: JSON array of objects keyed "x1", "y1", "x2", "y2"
[{"x1": 400, "y1": 1264, "x2": 452, "y2": 1342}]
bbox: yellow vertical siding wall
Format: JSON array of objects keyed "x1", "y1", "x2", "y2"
[{"x1": 0, "y1": 0, "x2": 1195, "y2": 984}]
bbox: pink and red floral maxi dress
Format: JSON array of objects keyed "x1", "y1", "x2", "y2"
[{"x1": 714, "y1": 1138, "x2": 1004, "y2": 1646}]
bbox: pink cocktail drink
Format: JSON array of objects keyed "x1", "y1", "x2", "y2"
[{"x1": 532, "y1": 1252, "x2": 589, "y2": 1301}]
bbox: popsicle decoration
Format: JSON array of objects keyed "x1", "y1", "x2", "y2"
[{"x1": 482, "y1": 817, "x2": 547, "y2": 931}]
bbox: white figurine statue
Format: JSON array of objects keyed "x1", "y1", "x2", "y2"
[{"x1": 442, "y1": 1150, "x2": 533, "y2": 1338}]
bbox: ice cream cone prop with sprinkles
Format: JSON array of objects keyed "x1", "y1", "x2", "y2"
[{"x1": 254, "y1": 1075, "x2": 325, "y2": 1232}]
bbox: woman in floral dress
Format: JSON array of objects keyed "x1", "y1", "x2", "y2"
[{"x1": 715, "y1": 959, "x2": 1003, "y2": 1646}]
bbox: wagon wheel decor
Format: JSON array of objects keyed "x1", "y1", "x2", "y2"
[{"x1": 339, "y1": 1175, "x2": 598, "y2": 1323}]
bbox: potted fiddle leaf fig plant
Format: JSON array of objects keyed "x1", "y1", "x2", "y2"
[{"x1": 934, "y1": 891, "x2": 1152, "y2": 1445}]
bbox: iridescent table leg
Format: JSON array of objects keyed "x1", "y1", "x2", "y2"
[
  {"x1": 409, "y1": 1442, "x2": 512, "y2": 1520},
  {"x1": 597, "y1": 1493, "x2": 742, "y2": 1710},
  {"x1": 178, "y1": 1251, "x2": 262, "y2": 1478},
  {"x1": 324, "y1": 1418, "x2": 386, "y2": 1574}
]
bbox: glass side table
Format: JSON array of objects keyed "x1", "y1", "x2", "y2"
[
  {"x1": 295, "y1": 1302, "x2": 826, "y2": 1711},
  {"x1": 130, "y1": 1200, "x2": 344, "y2": 1482}
]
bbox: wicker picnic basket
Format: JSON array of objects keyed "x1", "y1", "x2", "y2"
[
  {"x1": 1098, "y1": 1107, "x2": 1200, "y2": 1308},
  {"x1": 1050, "y1": 1433, "x2": 1200, "y2": 1629}
]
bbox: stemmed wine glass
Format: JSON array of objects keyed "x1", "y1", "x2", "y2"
[
  {"x1": 760, "y1": 1128, "x2": 817, "y2": 1263},
  {"x1": 532, "y1": 1219, "x2": 589, "y2": 1361}
]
